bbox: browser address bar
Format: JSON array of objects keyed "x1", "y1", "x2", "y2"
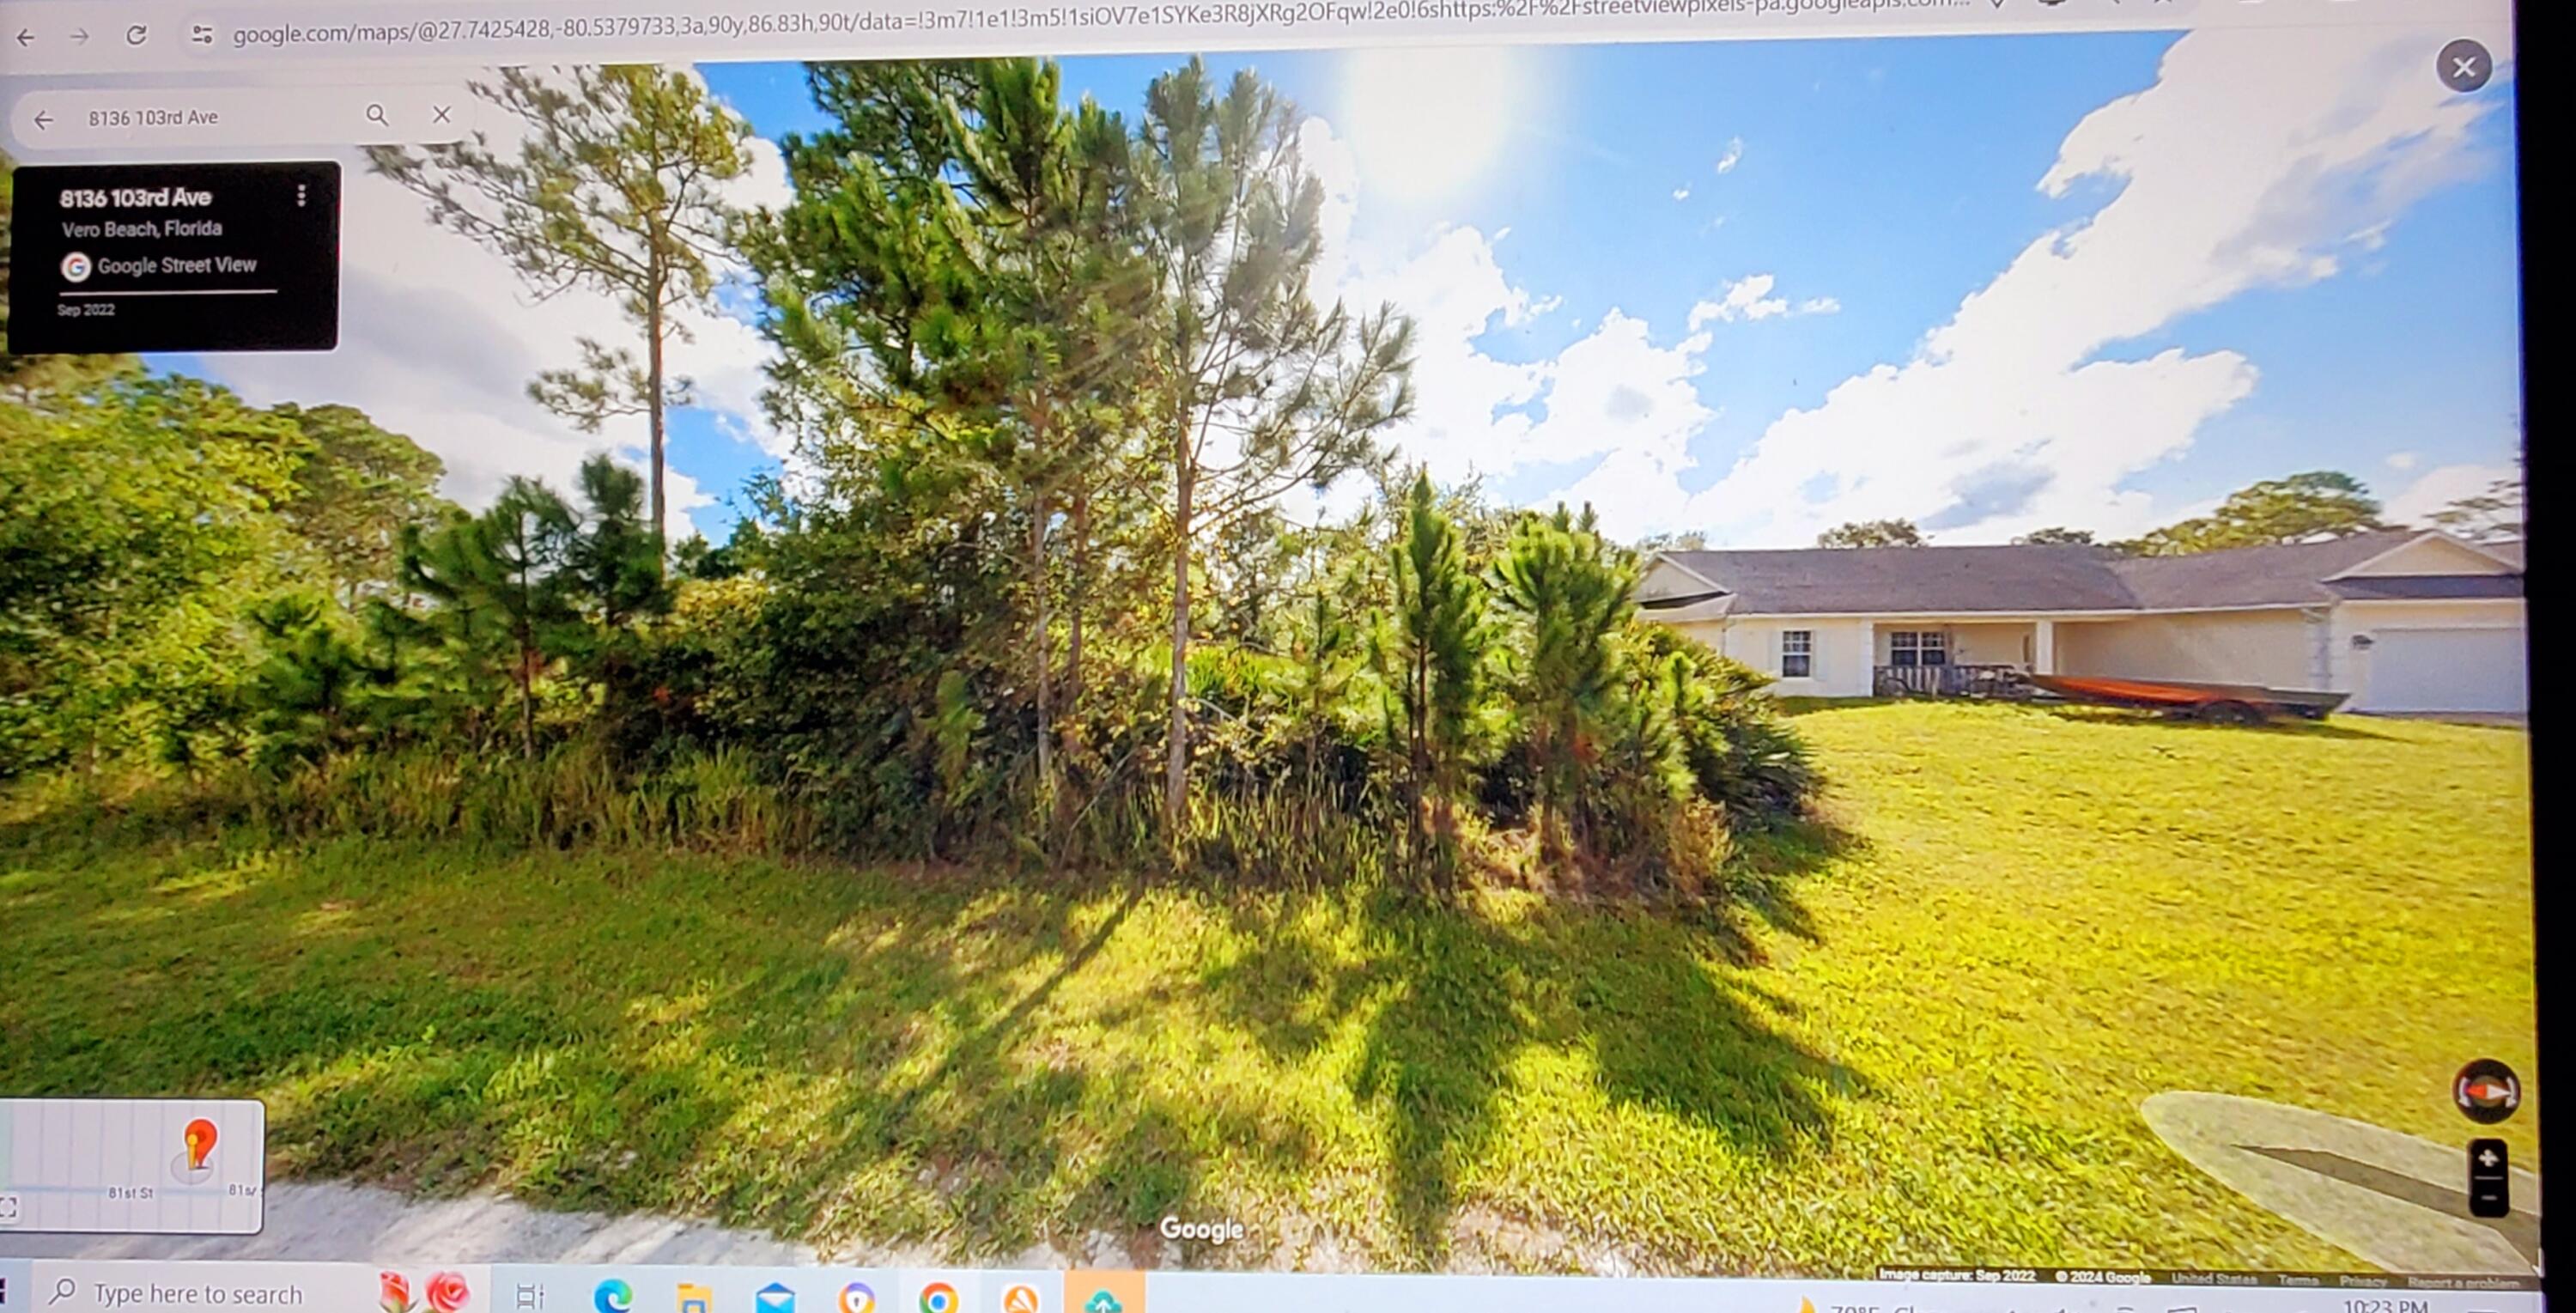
[
  {"x1": 0, "y1": 0, "x2": 2502, "y2": 77},
  {"x1": 181, "y1": 0, "x2": 2168, "y2": 65},
  {"x1": 0, "y1": 0, "x2": 2504, "y2": 79}
]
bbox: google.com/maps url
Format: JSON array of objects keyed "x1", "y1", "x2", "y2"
[{"x1": 224, "y1": 0, "x2": 1977, "y2": 50}]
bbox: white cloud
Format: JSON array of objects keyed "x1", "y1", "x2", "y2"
[
  {"x1": 1672, "y1": 186, "x2": 1692, "y2": 201},
  {"x1": 1333, "y1": 224, "x2": 1715, "y2": 538},
  {"x1": 1686, "y1": 274, "x2": 1839, "y2": 328},
  {"x1": 2386, "y1": 461, "x2": 2518, "y2": 527},
  {"x1": 1538, "y1": 311, "x2": 1717, "y2": 538},
  {"x1": 1300, "y1": 116, "x2": 1362, "y2": 296},
  {"x1": 196, "y1": 76, "x2": 789, "y2": 524},
  {"x1": 2386, "y1": 451, "x2": 2420, "y2": 471},
  {"x1": 1307, "y1": 130, "x2": 1718, "y2": 538},
  {"x1": 1713, "y1": 137, "x2": 1745, "y2": 175},
  {"x1": 1678, "y1": 27, "x2": 2504, "y2": 546},
  {"x1": 1337, "y1": 222, "x2": 1548, "y2": 487}
]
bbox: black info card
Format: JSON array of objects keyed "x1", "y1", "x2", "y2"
[{"x1": 7, "y1": 161, "x2": 342, "y2": 354}]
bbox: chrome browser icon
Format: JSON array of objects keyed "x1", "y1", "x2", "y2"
[{"x1": 593, "y1": 1280, "x2": 634, "y2": 1313}]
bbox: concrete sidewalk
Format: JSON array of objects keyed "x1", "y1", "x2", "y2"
[{"x1": 0, "y1": 1181, "x2": 816, "y2": 1265}]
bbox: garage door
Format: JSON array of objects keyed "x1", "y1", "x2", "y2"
[{"x1": 2360, "y1": 628, "x2": 2528, "y2": 714}]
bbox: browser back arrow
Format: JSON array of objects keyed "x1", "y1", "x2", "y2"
[
  {"x1": 32, "y1": 110, "x2": 54, "y2": 131},
  {"x1": 14, "y1": 29, "x2": 32, "y2": 47}
]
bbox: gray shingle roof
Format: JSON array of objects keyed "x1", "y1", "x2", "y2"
[
  {"x1": 2105, "y1": 532, "x2": 2423, "y2": 609},
  {"x1": 2324, "y1": 574, "x2": 2524, "y2": 601},
  {"x1": 1656, "y1": 530, "x2": 2516, "y2": 617},
  {"x1": 1657, "y1": 543, "x2": 2141, "y2": 615}
]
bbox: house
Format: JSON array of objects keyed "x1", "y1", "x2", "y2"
[{"x1": 1637, "y1": 529, "x2": 2527, "y2": 715}]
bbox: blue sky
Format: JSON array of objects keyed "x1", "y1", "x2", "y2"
[
  {"x1": 174, "y1": 24, "x2": 2524, "y2": 548},
  {"x1": 700, "y1": 30, "x2": 2522, "y2": 545}
]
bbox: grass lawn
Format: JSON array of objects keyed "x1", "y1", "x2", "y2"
[{"x1": 0, "y1": 703, "x2": 2536, "y2": 1274}]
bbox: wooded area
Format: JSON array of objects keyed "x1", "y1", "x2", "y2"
[{"x1": 0, "y1": 62, "x2": 1819, "y2": 897}]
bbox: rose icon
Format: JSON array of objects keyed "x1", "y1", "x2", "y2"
[
  {"x1": 380, "y1": 1273, "x2": 416, "y2": 1313},
  {"x1": 427, "y1": 1272, "x2": 471, "y2": 1313}
]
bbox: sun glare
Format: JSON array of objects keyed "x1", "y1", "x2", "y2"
[{"x1": 1342, "y1": 46, "x2": 1522, "y2": 204}]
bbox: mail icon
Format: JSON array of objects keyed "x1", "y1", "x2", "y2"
[{"x1": 755, "y1": 1285, "x2": 795, "y2": 1313}]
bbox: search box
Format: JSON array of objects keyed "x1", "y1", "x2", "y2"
[
  {"x1": 27, "y1": 1262, "x2": 491, "y2": 1313},
  {"x1": 10, "y1": 84, "x2": 478, "y2": 150}
]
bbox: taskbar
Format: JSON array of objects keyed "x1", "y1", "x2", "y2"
[
  {"x1": 1880, "y1": 1269, "x2": 2546, "y2": 1294},
  {"x1": 0, "y1": 1261, "x2": 2547, "y2": 1313}
]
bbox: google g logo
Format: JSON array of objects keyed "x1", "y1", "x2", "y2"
[
  {"x1": 592, "y1": 1280, "x2": 633, "y2": 1313},
  {"x1": 916, "y1": 1285, "x2": 956, "y2": 1313}
]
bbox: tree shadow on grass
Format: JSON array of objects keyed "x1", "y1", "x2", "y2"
[
  {"x1": 9, "y1": 821, "x2": 1868, "y2": 1272},
  {"x1": 862, "y1": 877, "x2": 1148, "y2": 1133},
  {"x1": 1201, "y1": 819, "x2": 1869, "y2": 1267},
  {"x1": 1711, "y1": 815, "x2": 1864, "y2": 956},
  {"x1": 1340, "y1": 885, "x2": 1871, "y2": 1265}
]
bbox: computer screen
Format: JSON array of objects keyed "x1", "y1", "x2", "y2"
[{"x1": 0, "y1": 1, "x2": 2536, "y2": 1310}]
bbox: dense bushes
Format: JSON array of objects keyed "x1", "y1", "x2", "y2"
[{"x1": 3, "y1": 373, "x2": 1821, "y2": 901}]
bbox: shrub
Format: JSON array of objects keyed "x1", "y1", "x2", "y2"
[{"x1": 1631, "y1": 623, "x2": 1821, "y2": 824}]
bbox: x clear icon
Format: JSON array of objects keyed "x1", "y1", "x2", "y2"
[{"x1": 2439, "y1": 38, "x2": 2494, "y2": 93}]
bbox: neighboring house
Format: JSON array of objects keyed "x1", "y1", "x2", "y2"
[{"x1": 1637, "y1": 529, "x2": 2526, "y2": 714}]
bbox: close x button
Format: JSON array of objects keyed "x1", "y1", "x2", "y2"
[{"x1": 2467, "y1": 1138, "x2": 2511, "y2": 1218}]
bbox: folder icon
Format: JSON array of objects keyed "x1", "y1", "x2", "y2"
[{"x1": 677, "y1": 1286, "x2": 713, "y2": 1313}]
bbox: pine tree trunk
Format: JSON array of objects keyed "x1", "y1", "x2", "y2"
[
  {"x1": 1031, "y1": 485, "x2": 1052, "y2": 792},
  {"x1": 1534, "y1": 732, "x2": 1558, "y2": 867},
  {"x1": 1165, "y1": 449, "x2": 1194, "y2": 832},
  {"x1": 1409, "y1": 652, "x2": 1430, "y2": 874},
  {"x1": 1067, "y1": 485, "x2": 1089, "y2": 712},
  {"x1": 519, "y1": 643, "x2": 538, "y2": 762},
  {"x1": 645, "y1": 293, "x2": 669, "y2": 579}
]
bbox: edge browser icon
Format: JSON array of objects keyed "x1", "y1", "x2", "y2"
[{"x1": 593, "y1": 1282, "x2": 634, "y2": 1313}]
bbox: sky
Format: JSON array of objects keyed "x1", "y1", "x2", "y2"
[{"x1": 166, "y1": 23, "x2": 2525, "y2": 548}]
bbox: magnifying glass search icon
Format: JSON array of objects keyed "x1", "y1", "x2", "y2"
[
  {"x1": 52, "y1": 1279, "x2": 77, "y2": 1305},
  {"x1": 365, "y1": 103, "x2": 388, "y2": 125}
]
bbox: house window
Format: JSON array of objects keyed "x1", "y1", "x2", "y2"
[
  {"x1": 1888, "y1": 630, "x2": 1949, "y2": 668},
  {"x1": 1782, "y1": 629, "x2": 1814, "y2": 678}
]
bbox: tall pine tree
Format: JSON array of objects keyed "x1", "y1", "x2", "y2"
[{"x1": 1385, "y1": 471, "x2": 1487, "y2": 886}]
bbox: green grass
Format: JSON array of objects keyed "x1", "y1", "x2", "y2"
[{"x1": 0, "y1": 703, "x2": 2534, "y2": 1274}]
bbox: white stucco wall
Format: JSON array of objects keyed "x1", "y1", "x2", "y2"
[
  {"x1": 1676, "y1": 617, "x2": 1875, "y2": 696},
  {"x1": 2054, "y1": 610, "x2": 2324, "y2": 690}
]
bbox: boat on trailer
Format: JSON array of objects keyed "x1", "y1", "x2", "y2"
[{"x1": 2020, "y1": 673, "x2": 2349, "y2": 724}]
